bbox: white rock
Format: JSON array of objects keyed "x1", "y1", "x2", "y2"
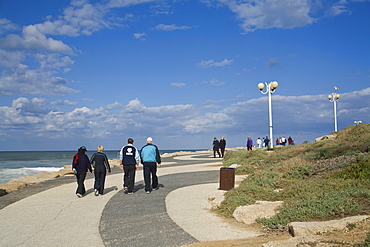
[
  {"x1": 288, "y1": 215, "x2": 370, "y2": 237},
  {"x1": 233, "y1": 200, "x2": 284, "y2": 225}
]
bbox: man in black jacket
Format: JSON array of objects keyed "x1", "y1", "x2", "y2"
[{"x1": 120, "y1": 138, "x2": 139, "y2": 194}]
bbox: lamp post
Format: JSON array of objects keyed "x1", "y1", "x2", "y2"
[
  {"x1": 327, "y1": 86, "x2": 340, "y2": 132},
  {"x1": 258, "y1": 81, "x2": 278, "y2": 149}
]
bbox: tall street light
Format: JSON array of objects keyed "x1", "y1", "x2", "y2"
[
  {"x1": 258, "y1": 81, "x2": 278, "y2": 149},
  {"x1": 328, "y1": 86, "x2": 340, "y2": 132}
]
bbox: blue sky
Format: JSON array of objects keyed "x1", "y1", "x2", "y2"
[{"x1": 0, "y1": 0, "x2": 369, "y2": 151}]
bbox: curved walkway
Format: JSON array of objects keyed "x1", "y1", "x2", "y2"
[{"x1": 0, "y1": 153, "x2": 259, "y2": 247}]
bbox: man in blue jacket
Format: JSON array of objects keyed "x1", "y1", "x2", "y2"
[{"x1": 140, "y1": 137, "x2": 161, "y2": 194}]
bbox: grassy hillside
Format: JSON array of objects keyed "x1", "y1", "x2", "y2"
[{"x1": 217, "y1": 123, "x2": 370, "y2": 228}]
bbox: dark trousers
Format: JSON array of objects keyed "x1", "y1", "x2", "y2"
[
  {"x1": 143, "y1": 162, "x2": 158, "y2": 192},
  {"x1": 123, "y1": 164, "x2": 136, "y2": 193},
  {"x1": 213, "y1": 149, "x2": 221, "y2": 157},
  {"x1": 75, "y1": 172, "x2": 87, "y2": 195},
  {"x1": 94, "y1": 167, "x2": 107, "y2": 195},
  {"x1": 220, "y1": 148, "x2": 225, "y2": 158}
]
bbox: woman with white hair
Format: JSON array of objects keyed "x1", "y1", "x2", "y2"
[{"x1": 90, "y1": 145, "x2": 111, "y2": 196}]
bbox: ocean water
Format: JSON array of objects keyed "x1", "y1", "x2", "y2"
[{"x1": 0, "y1": 150, "x2": 201, "y2": 184}]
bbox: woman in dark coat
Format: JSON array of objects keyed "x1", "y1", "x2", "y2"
[
  {"x1": 90, "y1": 145, "x2": 111, "y2": 196},
  {"x1": 72, "y1": 146, "x2": 92, "y2": 198}
]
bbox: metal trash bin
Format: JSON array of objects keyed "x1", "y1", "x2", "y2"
[{"x1": 219, "y1": 167, "x2": 235, "y2": 190}]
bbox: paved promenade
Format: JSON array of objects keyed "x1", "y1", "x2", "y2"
[{"x1": 0, "y1": 152, "x2": 259, "y2": 247}]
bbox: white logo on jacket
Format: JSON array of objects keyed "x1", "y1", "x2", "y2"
[{"x1": 126, "y1": 147, "x2": 133, "y2": 155}]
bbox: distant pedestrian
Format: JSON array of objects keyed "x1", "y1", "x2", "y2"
[
  {"x1": 120, "y1": 138, "x2": 139, "y2": 194},
  {"x1": 276, "y1": 138, "x2": 280, "y2": 146},
  {"x1": 72, "y1": 146, "x2": 92, "y2": 198},
  {"x1": 140, "y1": 137, "x2": 161, "y2": 194},
  {"x1": 264, "y1": 136, "x2": 270, "y2": 148},
  {"x1": 246, "y1": 137, "x2": 253, "y2": 151},
  {"x1": 219, "y1": 136, "x2": 226, "y2": 158},
  {"x1": 212, "y1": 137, "x2": 221, "y2": 158},
  {"x1": 288, "y1": 136, "x2": 294, "y2": 145},
  {"x1": 281, "y1": 136, "x2": 287, "y2": 146},
  {"x1": 256, "y1": 137, "x2": 262, "y2": 148},
  {"x1": 90, "y1": 145, "x2": 111, "y2": 196}
]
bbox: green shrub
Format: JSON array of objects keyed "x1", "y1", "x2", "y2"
[
  {"x1": 217, "y1": 189, "x2": 255, "y2": 217},
  {"x1": 235, "y1": 164, "x2": 255, "y2": 174},
  {"x1": 330, "y1": 157, "x2": 370, "y2": 179},
  {"x1": 259, "y1": 179, "x2": 370, "y2": 227},
  {"x1": 216, "y1": 170, "x2": 282, "y2": 217},
  {"x1": 283, "y1": 164, "x2": 314, "y2": 180}
]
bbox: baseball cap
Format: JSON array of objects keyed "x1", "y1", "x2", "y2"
[
  {"x1": 146, "y1": 137, "x2": 153, "y2": 142},
  {"x1": 80, "y1": 146, "x2": 87, "y2": 150}
]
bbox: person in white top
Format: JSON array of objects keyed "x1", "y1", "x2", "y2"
[{"x1": 256, "y1": 137, "x2": 262, "y2": 148}]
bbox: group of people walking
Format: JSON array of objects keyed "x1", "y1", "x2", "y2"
[
  {"x1": 254, "y1": 136, "x2": 270, "y2": 149},
  {"x1": 72, "y1": 137, "x2": 161, "y2": 198},
  {"x1": 247, "y1": 136, "x2": 294, "y2": 150},
  {"x1": 212, "y1": 136, "x2": 226, "y2": 158},
  {"x1": 275, "y1": 136, "x2": 294, "y2": 146}
]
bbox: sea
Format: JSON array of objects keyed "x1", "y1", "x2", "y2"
[{"x1": 0, "y1": 150, "x2": 203, "y2": 184}]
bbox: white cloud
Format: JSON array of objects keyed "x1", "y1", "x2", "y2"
[
  {"x1": 327, "y1": 1, "x2": 348, "y2": 16},
  {"x1": 203, "y1": 79, "x2": 227, "y2": 86},
  {"x1": 0, "y1": 63, "x2": 78, "y2": 96},
  {"x1": 212, "y1": 0, "x2": 362, "y2": 33},
  {"x1": 35, "y1": 53, "x2": 75, "y2": 70},
  {"x1": 105, "y1": 102, "x2": 124, "y2": 109},
  {"x1": 125, "y1": 98, "x2": 147, "y2": 113},
  {"x1": 133, "y1": 32, "x2": 146, "y2": 40},
  {"x1": 0, "y1": 18, "x2": 19, "y2": 35},
  {"x1": 51, "y1": 100, "x2": 78, "y2": 106},
  {"x1": 243, "y1": 67, "x2": 257, "y2": 72},
  {"x1": 0, "y1": 22, "x2": 77, "y2": 96},
  {"x1": 0, "y1": 26, "x2": 74, "y2": 55},
  {"x1": 267, "y1": 57, "x2": 279, "y2": 67},
  {"x1": 107, "y1": 0, "x2": 156, "y2": 8},
  {"x1": 0, "y1": 23, "x2": 77, "y2": 95},
  {"x1": 0, "y1": 50, "x2": 25, "y2": 68},
  {"x1": 197, "y1": 58, "x2": 233, "y2": 67},
  {"x1": 1, "y1": 88, "x2": 370, "y2": 149},
  {"x1": 217, "y1": 0, "x2": 318, "y2": 32},
  {"x1": 182, "y1": 112, "x2": 232, "y2": 133},
  {"x1": 154, "y1": 24, "x2": 192, "y2": 31},
  {"x1": 171, "y1": 82, "x2": 186, "y2": 87}
]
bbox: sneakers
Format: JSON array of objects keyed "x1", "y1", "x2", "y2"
[
  {"x1": 152, "y1": 187, "x2": 159, "y2": 191},
  {"x1": 94, "y1": 189, "x2": 99, "y2": 196},
  {"x1": 127, "y1": 192, "x2": 133, "y2": 195},
  {"x1": 146, "y1": 191, "x2": 151, "y2": 194},
  {"x1": 123, "y1": 187, "x2": 128, "y2": 192},
  {"x1": 76, "y1": 193, "x2": 82, "y2": 198}
]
